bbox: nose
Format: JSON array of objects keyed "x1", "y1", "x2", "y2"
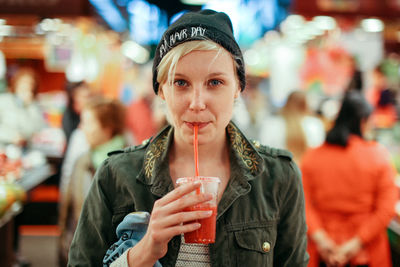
[{"x1": 189, "y1": 84, "x2": 206, "y2": 111}]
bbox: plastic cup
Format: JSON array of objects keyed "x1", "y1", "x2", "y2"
[{"x1": 176, "y1": 176, "x2": 220, "y2": 244}]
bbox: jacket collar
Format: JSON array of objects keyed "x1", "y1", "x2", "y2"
[{"x1": 137, "y1": 121, "x2": 265, "y2": 196}]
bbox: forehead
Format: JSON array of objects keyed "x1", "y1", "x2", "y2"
[
  {"x1": 17, "y1": 74, "x2": 35, "y2": 83},
  {"x1": 176, "y1": 49, "x2": 235, "y2": 74}
]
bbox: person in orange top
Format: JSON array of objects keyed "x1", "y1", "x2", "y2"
[{"x1": 301, "y1": 90, "x2": 398, "y2": 267}]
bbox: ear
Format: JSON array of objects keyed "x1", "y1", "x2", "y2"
[
  {"x1": 234, "y1": 86, "x2": 240, "y2": 99},
  {"x1": 158, "y1": 85, "x2": 166, "y2": 100}
]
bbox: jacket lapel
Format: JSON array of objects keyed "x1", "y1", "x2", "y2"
[
  {"x1": 135, "y1": 125, "x2": 174, "y2": 197},
  {"x1": 216, "y1": 122, "x2": 266, "y2": 220},
  {"x1": 136, "y1": 122, "x2": 266, "y2": 206}
]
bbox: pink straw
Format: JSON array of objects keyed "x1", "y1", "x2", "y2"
[
  {"x1": 194, "y1": 125, "x2": 199, "y2": 177},
  {"x1": 193, "y1": 125, "x2": 200, "y2": 194}
]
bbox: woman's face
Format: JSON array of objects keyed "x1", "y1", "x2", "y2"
[
  {"x1": 159, "y1": 49, "x2": 240, "y2": 145},
  {"x1": 80, "y1": 109, "x2": 111, "y2": 148},
  {"x1": 73, "y1": 86, "x2": 91, "y2": 114},
  {"x1": 15, "y1": 74, "x2": 35, "y2": 104}
]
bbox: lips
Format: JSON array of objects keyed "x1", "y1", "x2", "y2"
[{"x1": 185, "y1": 121, "x2": 209, "y2": 129}]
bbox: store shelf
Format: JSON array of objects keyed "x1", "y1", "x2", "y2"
[
  {"x1": 17, "y1": 164, "x2": 55, "y2": 192},
  {"x1": 0, "y1": 201, "x2": 22, "y2": 228}
]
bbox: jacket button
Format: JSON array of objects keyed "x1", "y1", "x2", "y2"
[
  {"x1": 252, "y1": 140, "x2": 260, "y2": 148},
  {"x1": 262, "y1": 242, "x2": 270, "y2": 252},
  {"x1": 142, "y1": 138, "x2": 150, "y2": 145}
]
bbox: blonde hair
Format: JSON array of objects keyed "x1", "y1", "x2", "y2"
[
  {"x1": 157, "y1": 40, "x2": 238, "y2": 90},
  {"x1": 280, "y1": 91, "x2": 309, "y2": 162}
]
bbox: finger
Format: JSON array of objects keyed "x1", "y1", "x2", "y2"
[
  {"x1": 159, "y1": 209, "x2": 213, "y2": 228},
  {"x1": 326, "y1": 254, "x2": 340, "y2": 267},
  {"x1": 160, "y1": 222, "x2": 202, "y2": 239},
  {"x1": 164, "y1": 192, "x2": 213, "y2": 214},
  {"x1": 146, "y1": 221, "x2": 202, "y2": 245},
  {"x1": 156, "y1": 182, "x2": 202, "y2": 206},
  {"x1": 334, "y1": 253, "x2": 347, "y2": 266}
]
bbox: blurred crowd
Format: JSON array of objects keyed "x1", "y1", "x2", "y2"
[{"x1": 0, "y1": 47, "x2": 399, "y2": 266}]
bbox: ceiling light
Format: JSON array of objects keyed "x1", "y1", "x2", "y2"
[
  {"x1": 361, "y1": 18, "x2": 384, "y2": 32},
  {"x1": 313, "y1": 16, "x2": 336, "y2": 31},
  {"x1": 121, "y1": 40, "x2": 149, "y2": 64},
  {"x1": 180, "y1": 0, "x2": 209, "y2": 5},
  {"x1": 244, "y1": 49, "x2": 260, "y2": 66}
]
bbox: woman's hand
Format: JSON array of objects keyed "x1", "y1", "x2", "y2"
[
  {"x1": 312, "y1": 230, "x2": 338, "y2": 266},
  {"x1": 333, "y1": 237, "x2": 362, "y2": 266},
  {"x1": 127, "y1": 182, "x2": 213, "y2": 267}
]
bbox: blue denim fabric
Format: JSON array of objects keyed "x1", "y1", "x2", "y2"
[{"x1": 103, "y1": 212, "x2": 162, "y2": 267}]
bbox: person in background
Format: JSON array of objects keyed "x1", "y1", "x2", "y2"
[
  {"x1": 0, "y1": 67, "x2": 45, "y2": 146},
  {"x1": 232, "y1": 75, "x2": 269, "y2": 141},
  {"x1": 58, "y1": 82, "x2": 93, "y2": 208},
  {"x1": 301, "y1": 90, "x2": 398, "y2": 267},
  {"x1": 260, "y1": 90, "x2": 325, "y2": 163},
  {"x1": 61, "y1": 81, "x2": 92, "y2": 145},
  {"x1": 68, "y1": 9, "x2": 308, "y2": 267},
  {"x1": 58, "y1": 97, "x2": 127, "y2": 267},
  {"x1": 366, "y1": 65, "x2": 397, "y2": 128},
  {"x1": 346, "y1": 69, "x2": 363, "y2": 92},
  {"x1": 125, "y1": 64, "x2": 166, "y2": 145}
]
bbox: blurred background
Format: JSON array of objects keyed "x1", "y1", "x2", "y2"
[{"x1": 0, "y1": 0, "x2": 399, "y2": 266}]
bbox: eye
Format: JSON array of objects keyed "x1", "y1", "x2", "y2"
[
  {"x1": 208, "y1": 79, "x2": 223, "y2": 87},
  {"x1": 174, "y1": 79, "x2": 188, "y2": 87}
]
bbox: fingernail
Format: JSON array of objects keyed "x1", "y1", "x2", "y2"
[
  {"x1": 194, "y1": 223, "x2": 201, "y2": 228},
  {"x1": 205, "y1": 210, "x2": 213, "y2": 216}
]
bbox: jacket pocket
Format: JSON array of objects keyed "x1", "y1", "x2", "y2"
[{"x1": 230, "y1": 223, "x2": 276, "y2": 266}]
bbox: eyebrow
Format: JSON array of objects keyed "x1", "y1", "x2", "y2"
[
  {"x1": 174, "y1": 72, "x2": 228, "y2": 78},
  {"x1": 207, "y1": 72, "x2": 227, "y2": 77}
]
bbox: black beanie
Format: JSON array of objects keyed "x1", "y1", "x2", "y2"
[{"x1": 152, "y1": 9, "x2": 245, "y2": 94}]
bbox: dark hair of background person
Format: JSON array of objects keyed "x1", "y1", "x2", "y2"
[
  {"x1": 9, "y1": 66, "x2": 40, "y2": 95},
  {"x1": 62, "y1": 81, "x2": 88, "y2": 143},
  {"x1": 84, "y1": 97, "x2": 126, "y2": 137},
  {"x1": 65, "y1": 81, "x2": 87, "y2": 110},
  {"x1": 326, "y1": 90, "x2": 373, "y2": 147},
  {"x1": 346, "y1": 70, "x2": 363, "y2": 92}
]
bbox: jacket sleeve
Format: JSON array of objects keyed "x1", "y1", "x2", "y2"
[
  {"x1": 103, "y1": 212, "x2": 162, "y2": 267},
  {"x1": 68, "y1": 159, "x2": 117, "y2": 267},
  {"x1": 356, "y1": 148, "x2": 398, "y2": 244},
  {"x1": 274, "y1": 160, "x2": 309, "y2": 267}
]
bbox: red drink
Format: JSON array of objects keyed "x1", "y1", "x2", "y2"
[
  {"x1": 184, "y1": 204, "x2": 217, "y2": 244},
  {"x1": 176, "y1": 176, "x2": 220, "y2": 244}
]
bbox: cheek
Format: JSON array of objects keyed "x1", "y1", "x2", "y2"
[
  {"x1": 82, "y1": 122, "x2": 98, "y2": 139},
  {"x1": 85, "y1": 126, "x2": 104, "y2": 146},
  {"x1": 219, "y1": 101, "x2": 234, "y2": 120},
  {"x1": 165, "y1": 94, "x2": 185, "y2": 117},
  {"x1": 216, "y1": 92, "x2": 235, "y2": 111}
]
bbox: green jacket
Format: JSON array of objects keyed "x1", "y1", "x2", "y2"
[{"x1": 68, "y1": 122, "x2": 309, "y2": 267}]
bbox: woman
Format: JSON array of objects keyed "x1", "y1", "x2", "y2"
[
  {"x1": 59, "y1": 97, "x2": 126, "y2": 267},
  {"x1": 61, "y1": 81, "x2": 92, "y2": 145},
  {"x1": 59, "y1": 82, "x2": 93, "y2": 200},
  {"x1": 0, "y1": 67, "x2": 45, "y2": 146},
  {"x1": 125, "y1": 64, "x2": 166, "y2": 145},
  {"x1": 301, "y1": 91, "x2": 398, "y2": 267},
  {"x1": 260, "y1": 90, "x2": 325, "y2": 163},
  {"x1": 68, "y1": 10, "x2": 308, "y2": 267}
]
